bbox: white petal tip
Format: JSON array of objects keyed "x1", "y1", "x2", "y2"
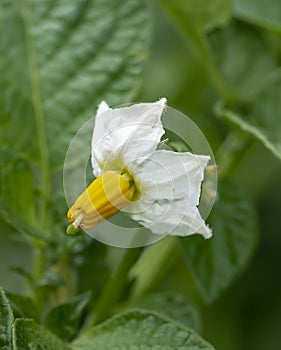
[
  {"x1": 202, "y1": 227, "x2": 212, "y2": 239},
  {"x1": 197, "y1": 154, "x2": 211, "y2": 168},
  {"x1": 97, "y1": 101, "x2": 110, "y2": 114},
  {"x1": 157, "y1": 97, "x2": 167, "y2": 106}
]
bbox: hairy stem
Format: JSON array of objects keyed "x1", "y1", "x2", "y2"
[
  {"x1": 92, "y1": 247, "x2": 142, "y2": 324},
  {"x1": 216, "y1": 132, "x2": 255, "y2": 179},
  {"x1": 129, "y1": 236, "x2": 180, "y2": 301},
  {"x1": 159, "y1": 1, "x2": 236, "y2": 102},
  {"x1": 22, "y1": 0, "x2": 51, "y2": 308}
]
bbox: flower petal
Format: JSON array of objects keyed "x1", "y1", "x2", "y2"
[
  {"x1": 91, "y1": 99, "x2": 166, "y2": 177},
  {"x1": 125, "y1": 150, "x2": 211, "y2": 238}
]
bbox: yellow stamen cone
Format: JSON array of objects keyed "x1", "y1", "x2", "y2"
[{"x1": 67, "y1": 171, "x2": 134, "y2": 233}]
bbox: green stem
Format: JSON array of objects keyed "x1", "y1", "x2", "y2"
[
  {"x1": 159, "y1": 1, "x2": 235, "y2": 102},
  {"x1": 187, "y1": 29, "x2": 234, "y2": 102},
  {"x1": 129, "y1": 236, "x2": 180, "y2": 301},
  {"x1": 22, "y1": 0, "x2": 51, "y2": 229},
  {"x1": 92, "y1": 247, "x2": 142, "y2": 324},
  {"x1": 22, "y1": 0, "x2": 51, "y2": 308},
  {"x1": 216, "y1": 132, "x2": 255, "y2": 179},
  {"x1": 51, "y1": 253, "x2": 75, "y2": 305}
]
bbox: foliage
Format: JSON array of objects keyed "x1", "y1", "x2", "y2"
[
  {"x1": 180, "y1": 182, "x2": 259, "y2": 302},
  {"x1": 72, "y1": 309, "x2": 213, "y2": 350},
  {"x1": 0, "y1": 0, "x2": 281, "y2": 349}
]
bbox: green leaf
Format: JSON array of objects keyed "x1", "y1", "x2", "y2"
[
  {"x1": 43, "y1": 292, "x2": 91, "y2": 342},
  {"x1": 0, "y1": 0, "x2": 152, "y2": 243},
  {"x1": 0, "y1": 150, "x2": 46, "y2": 242},
  {"x1": 0, "y1": 197, "x2": 49, "y2": 242},
  {"x1": 6, "y1": 293, "x2": 39, "y2": 322},
  {"x1": 73, "y1": 309, "x2": 214, "y2": 350},
  {"x1": 12, "y1": 319, "x2": 71, "y2": 350},
  {"x1": 217, "y1": 78, "x2": 281, "y2": 160},
  {"x1": 179, "y1": 182, "x2": 259, "y2": 302},
  {"x1": 159, "y1": 0, "x2": 231, "y2": 33},
  {"x1": 0, "y1": 105, "x2": 38, "y2": 164},
  {"x1": 0, "y1": 0, "x2": 152, "y2": 170},
  {"x1": 0, "y1": 150, "x2": 35, "y2": 225},
  {"x1": 208, "y1": 20, "x2": 279, "y2": 101},
  {"x1": 130, "y1": 293, "x2": 201, "y2": 333},
  {"x1": 234, "y1": 0, "x2": 281, "y2": 33},
  {"x1": 0, "y1": 287, "x2": 14, "y2": 350}
]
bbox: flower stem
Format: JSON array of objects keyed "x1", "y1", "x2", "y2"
[
  {"x1": 159, "y1": 1, "x2": 236, "y2": 102},
  {"x1": 92, "y1": 247, "x2": 142, "y2": 324},
  {"x1": 187, "y1": 30, "x2": 234, "y2": 102},
  {"x1": 129, "y1": 236, "x2": 180, "y2": 301},
  {"x1": 216, "y1": 132, "x2": 255, "y2": 179},
  {"x1": 53, "y1": 253, "x2": 75, "y2": 303}
]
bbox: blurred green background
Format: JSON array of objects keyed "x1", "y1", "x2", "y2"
[
  {"x1": 140, "y1": 4, "x2": 281, "y2": 349},
  {"x1": 1, "y1": 1, "x2": 281, "y2": 349}
]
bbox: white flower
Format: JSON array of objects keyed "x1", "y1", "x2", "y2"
[{"x1": 67, "y1": 98, "x2": 212, "y2": 239}]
